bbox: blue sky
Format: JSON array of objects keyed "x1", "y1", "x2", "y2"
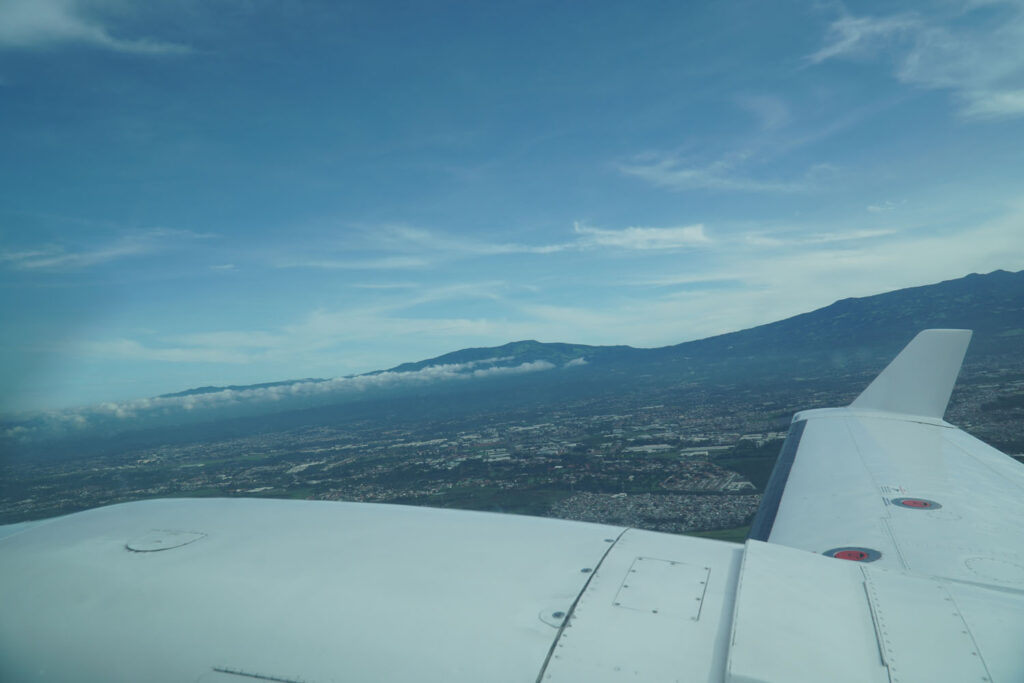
[{"x1": 2, "y1": 0, "x2": 1024, "y2": 414}]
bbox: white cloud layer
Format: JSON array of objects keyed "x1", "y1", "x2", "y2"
[
  {"x1": 3, "y1": 357, "x2": 558, "y2": 440},
  {"x1": 0, "y1": 0, "x2": 190, "y2": 54},
  {"x1": 809, "y1": 2, "x2": 1024, "y2": 118}
]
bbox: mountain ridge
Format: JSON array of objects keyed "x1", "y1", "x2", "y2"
[
  {"x1": 164, "y1": 269, "x2": 1024, "y2": 398},
  {"x1": 385, "y1": 268, "x2": 1024, "y2": 375}
]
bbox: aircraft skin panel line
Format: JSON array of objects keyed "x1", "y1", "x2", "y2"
[
  {"x1": 532, "y1": 526, "x2": 629, "y2": 683},
  {"x1": 2, "y1": 328, "x2": 1023, "y2": 682}
]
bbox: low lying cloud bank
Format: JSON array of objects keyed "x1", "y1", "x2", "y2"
[{"x1": 3, "y1": 357, "x2": 564, "y2": 444}]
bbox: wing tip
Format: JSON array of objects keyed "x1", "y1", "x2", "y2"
[{"x1": 850, "y1": 329, "x2": 972, "y2": 419}]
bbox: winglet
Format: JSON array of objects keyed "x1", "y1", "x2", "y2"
[{"x1": 851, "y1": 329, "x2": 972, "y2": 419}]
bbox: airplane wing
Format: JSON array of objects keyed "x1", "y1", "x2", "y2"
[
  {"x1": 2, "y1": 329, "x2": 1023, "y2": 682},
  {"x1": 750, "y1": 329, "x2": 1024, "y2": 585}
]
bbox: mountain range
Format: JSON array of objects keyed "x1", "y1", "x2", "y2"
[
  {"x1": 5, "y1": 269, "x2": 1022, "y2": 452},
  {"x1": 171, "y1": 268, "x2": 1024, "y2": 396},
  {"x1": 397, "y1": 268, "x2": 1024, "y2": 370}
]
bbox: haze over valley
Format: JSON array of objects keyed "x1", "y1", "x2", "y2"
[{"x1": 3, "y1": 271, "x2": 1021, "y2": 535}]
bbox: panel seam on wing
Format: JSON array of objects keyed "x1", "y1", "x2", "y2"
[{"x1": 533, "y1": 527, "x2": 630, "y2": 683}]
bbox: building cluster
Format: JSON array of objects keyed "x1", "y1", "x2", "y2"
[{"x1": 549, "y1": 492, "x2": 761, "y2": 534}]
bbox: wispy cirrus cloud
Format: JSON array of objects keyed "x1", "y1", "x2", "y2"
[
  {"x1": 0, "y1": 0, "x2": 191, "y2": 54},
  {"x1": 627, "y1": 274, "x2": 745, "y2": 289},
  {"x1": 76, "y1": 338, "x2": 255, "y2": 364},
  {"x1": 740, "y1": 227, "x2": 900, "y2": 249},
  {"x1": 867, "y1": 201, "x2": 898, "y2": 213},
  {"x1": 277, "y1": 256, "x2": 432, "y2": 270},
  {"x1": 0, "y1": 228, "x2": 213, "y2": 271},
  {"x1": 350, "y1": 282, "x2": 421, "y2": 290},
  {"x1": 736, "y1": 94, "x2": 792, "y2": 131},
  {"x1": 808, "y1": 2, "x2": 1024, "y2": 119},
  {"x1": 359, "y1": 223, "x2": 569, "y2": 256},
  {"x1": 618, "y1": 88, "x2": 899, "y2": 197},
  {"x1": 277, "y1": 220, "x2": 713, "y2": 272},
  {"x1": 617, "y1": 151, "x2": 820, "y2": 193},
  {"x1": 571, "y1": 222, "x2": 711, "y2": 250},
  {"x1": 395, "y1": 221, "x2": 713, "y2": 253},
  {"x1": 806, "y1": 14, "x2": 919, "y2": 65}
]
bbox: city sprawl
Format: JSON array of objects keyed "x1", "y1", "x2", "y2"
[{"x1": 4, "y1": 354, "x2": 1021, "y2": 538}]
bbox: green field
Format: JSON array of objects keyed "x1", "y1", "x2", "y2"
[{"x1": 395, "y1": 486, "x2": 573, "y2": 517}]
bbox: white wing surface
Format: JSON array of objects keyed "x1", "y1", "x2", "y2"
[
  {"x1": 0, "y1": 498, "x2": 744, "y2": 682},
  {"x1": 2, "y1": 329, "x2": 1023, "y2": 682},
  {"x1": 743, "y1": 329, "x2": 1024, "y2": 681},
  {"x1": 751, "y1": 330, "x2": 1024, "y2": 584}
]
